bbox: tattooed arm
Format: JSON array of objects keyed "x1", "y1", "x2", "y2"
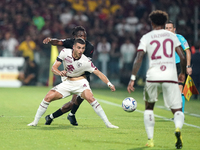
[{"x1": 127, "y1": 50, "x2": 145, "y2": 93}]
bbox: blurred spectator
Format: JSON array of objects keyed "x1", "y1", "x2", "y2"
[
  {"x1": 135, "y1": 0, "x2": 147, "y2": 19},
  {"x1": 126, "y1": 11, "x2": 139, "y2": 34},
  {"x1": 120, "y1": 38, "x2": 136, "y2": 70},
  {"x1": 1, "y1": 32, "x2": 19, "y2": 57},
  {"x1": 0, "y1": 0, "x2": 196, "y2": 86},
  {"x1": 110, "y1": 0, "x2": 122, "y2": 15},
  {"x1": 97, "y1": 37, "x2": 111, "y2": 76},
  {"x1": 168, "y1": 1, "x2": 180, "y2": 23},
  {"x1": 115, "y1": 18, "x2": 132, "y2": 37},
  {"x1": 32, "y1": 11, "x2": 45, "y2": 31},
  {"x1": 119, "y1": 38, "x2": 136, "y2": 86},
  {"x1": 59, "y1": 7, "x2": 73, "y2": 26},
  {"x1": 18, "y1": 57, "x2": 38, "y2": 86},
  {"x1": 74, "y1": 11, "x2": 88, "y2": 23},
  {"x1": 70, "y1": 0, "x2": 86, "y2": 12},
  {"x1": 191, "y1": 42, "x2": 200, "y2": 99},
  {"x1": 87, "y1": 0, "x2": 98, "y2": 12},
  {"x1": 108, "y1": 40, "x2": 121, "y2": 79},
  {"x1": 126, "y1": 11, "x2": 139, "y2": 25},
  {"x1": 18, "y1": 35, "x2": 36, "y2": 61}
]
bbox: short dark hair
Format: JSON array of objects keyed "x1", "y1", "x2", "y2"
[
  {"x1": 149, "y1": 10, "x2": 168, "y2": 26},
  {"x1": 166, "y1": 20, "x2": 176, "y2": 28},
  {"x1": 74, "y1": 38, "x2": 86, "y2": 45},
  {"x1": 72, "y1": 26, "x2": 86, "y2": 36}
]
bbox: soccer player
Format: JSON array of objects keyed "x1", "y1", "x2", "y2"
[
  {"x1": 28, "y1": 38, "x2": 118, "y2": 129},
  {"x1": 165, "y1": 21, "x2": 192, "y2": 113},
  {"x1": 43, "y1": 26, "x2": 94, "y2": 126},
  {"x1": 127, "y1": 10, "x2": 186, "y2": 149}
]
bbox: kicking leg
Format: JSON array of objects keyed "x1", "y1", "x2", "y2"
[
  {"x1": 28, "y1": 90, "x2": 62, "y2": 126},
  {"x1": 81, "y1": 89, "x2": 118, "y2": 128}
]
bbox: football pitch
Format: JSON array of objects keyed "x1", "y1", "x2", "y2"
[{"x1": 0, "y1": 86, "x2": 200, "y2": 150}]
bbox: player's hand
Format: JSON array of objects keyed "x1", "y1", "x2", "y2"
[
  {"x1": 43, "y1": 37, "x2": 51, "y2": 44},
  {"x1": 59, "y1": 70, "x2": 67, "y2": 77},
  {"x1": 127, "y1": 80, "x2": 135, "y2": 94},
  {"x1": 187, "y1": 67, "x2": 192, "y2": 75},
  {"x1": 109, "y1": 84, "x2": 116, "y2": 92},
  {"x1": 178, "y1": 73, "x2": 185, "y2": 83}
]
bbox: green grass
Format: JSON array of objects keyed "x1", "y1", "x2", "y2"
[{"x1": 0, "y1": 86, "x2": 200, "y2": 150}]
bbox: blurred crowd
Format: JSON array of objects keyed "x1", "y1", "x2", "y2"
[{"x1": 0, "y1": 0, "x2": 200, "y2": 89}]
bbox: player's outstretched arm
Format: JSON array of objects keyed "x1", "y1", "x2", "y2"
[
  {"x1": 127, "y1": 50, "x2": 145, "y2": 93},
  {"x1": 93, "y1": 69, "x2": 115, "y2": 92},
  {"x1": 43, "y1": 37, "x2": 64, "y2": 46}
]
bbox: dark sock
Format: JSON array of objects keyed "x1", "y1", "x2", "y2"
[
  {"x1": 71, "y1": 104, "x2": 80, "y2": 114},
  {"x1": 52, "y1": 109, "x2": 64, "y2": 118}
]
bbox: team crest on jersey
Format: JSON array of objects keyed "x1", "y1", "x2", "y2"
[
  {"x1": 65, "y1": 56, "x2": 72, "y2": 63},
  {"x1": 77, "y1": 62, "x2": 82, "y2": 68},
  {"x1": 160, "y1": 65, "x2": 166, "y2": 71}
]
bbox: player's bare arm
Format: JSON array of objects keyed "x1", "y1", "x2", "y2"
[
  {"x1": 176, "y1": 46, "x2": 186, "y2": 83},
  {"x1": 43, "y1": 37, "x2": 64, "y2": 46},
  {"x1": 127, "y1": 51, "x2": 145, "y2": 93},
  {"x1": 185, "y1": 48, "x2": 192, "y2": 75},
  {"x1": 51, "y1": 60, "x2": 67, "y2": 77},
  {"x1": 93, "y1": 69, "x2": 115, "y2": 92}
]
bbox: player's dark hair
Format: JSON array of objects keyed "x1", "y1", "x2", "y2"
[
  {"x1": 166, "y1": 20, "x2": 176, "y2": 28},
  {"x1": 72, "y1": 26, "x2": 86, "y2": 36},
  {"x1": 74, "y1": 38, "x2": 86, "y2": 45},
  {"x1": 149, "y1": 10, "x2": 168, "y2": 26}
]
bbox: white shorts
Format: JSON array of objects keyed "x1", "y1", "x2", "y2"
[
  {"x1": 143, "y1": 81, "x2": 182, "y2": 109},
  {"x1": 52, "y1": 78, "x2": 91, "y2": 98}
]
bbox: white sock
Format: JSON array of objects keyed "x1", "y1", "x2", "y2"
[
  {"x1": 174, "y1": 111, "x2": 184, "y2": 129},
  {"x1": 144, "y1": 110, "x2": 155, "y2": 139},
  {"x1": 68, "y1": 112, "x2": 73, "y2": 116},
  {"x1": 33, "y1": 99, "x2": 50, "y2": 124},
  {"x1": 90, "y1": 100, "x2": 110, "y2": 125},
  {"x1": 50, "y1": 114, "x2": 54, "y2": 119}
]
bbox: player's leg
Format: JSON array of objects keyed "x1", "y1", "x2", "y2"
[
  {"x1": 172, "y1": 108, "x2": 184, "y2": 149},
  {"x1": 45, "y1": 94, "x2": 84, "y2": 125},
  {"x1": 144, "y1": 101, "x2": 155, "y2": 147},
  {"x1": 28, "y1": 90, "x2": 63, "y2": 126},
  {"x1": 178, "y1": 84, "x2": 185, "y2": 113},
  {"x1": 67, "y1": 95, "x2": 84, "y2": 126},
  {"x1": 143, "y1": 82, "x2": 158, "y2": 147},
  {"x1": 177, "y1": 63, "x2": 185, "y2": 114},
  {"x1": 45, "y1": 95, "x2": 75, "y2": 125},
  {"x1": 81, "y1": 89, "x2": 118, "y2": 128},
  {"x1": 163, "y1": 82, "x2": 184, "y2": 149}
]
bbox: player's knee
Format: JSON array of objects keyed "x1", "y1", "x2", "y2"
[
  {"x1": 76, "y1": 96, "x2": 84, "y2": 105},
  {"x1": 86, "y1": 96, "x2": 95, "y2": 104},
  {"x1": 44, "y1": 95, "x2": 53, "y2": 102}
]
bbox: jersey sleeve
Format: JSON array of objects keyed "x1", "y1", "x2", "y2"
[
  {"x1": 57, "y1": 49, "x2": 66, "y2": 61},
  {"x1": 137, "y1": 35, "x2": 147, "y2": 52},
  {"x1": 86, "y1": 60, "x2": 97, "y2": 73},
  {"x1": 177, "y1": 34, "x2": 189, "y2": 50},
  {"x1": 62, "y1": 39, "x2": 74, "y2": 49},
  {"x1": 173, "y1": 35, "x2": 181, "y2": 48}
]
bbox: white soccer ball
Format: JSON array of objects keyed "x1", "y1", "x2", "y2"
[{"x1": 122, "y1": 97, "x2": 137, "y2": 112}]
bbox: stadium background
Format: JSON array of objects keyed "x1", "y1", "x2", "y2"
[{"x1": 0, "y1": 0, "x2": 199, "y2": 88}]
